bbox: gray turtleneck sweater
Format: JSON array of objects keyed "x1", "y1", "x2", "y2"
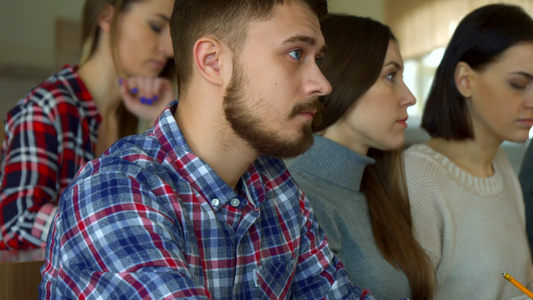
[{"x1": 287, "y1": 135, "x2": 411, "y2": 300}]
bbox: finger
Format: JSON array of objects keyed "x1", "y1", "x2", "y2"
[
  {"x1": 118, "y1": 77, "x2": 135, "y2": 103},
  {"x1": 139, "y1": 78, "x2": 154, "y2": 105},
  {"x1": 126, "y1": 77, "x2": 140, "y2": 96},
  {"x1": 151, "y1": 79, "x2": 163, "y2": 104},
  {"x1": 127, "y1": 77, "x2": 150, "y2": 105}
]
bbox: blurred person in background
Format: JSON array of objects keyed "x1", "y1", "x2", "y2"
[{"x1": 0, "y1": 0, "x2": 175, "y2": 249}]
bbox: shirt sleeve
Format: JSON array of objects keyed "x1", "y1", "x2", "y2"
[
  {"x1": 0, "y1": 100, "x2": 60, "y2": 249},
  {"x1": 290, "y1": 191, "x2": 375, "y2": 300},
  {"x1": 40, "y1": 165, "x2": 212, "y2": 299}
]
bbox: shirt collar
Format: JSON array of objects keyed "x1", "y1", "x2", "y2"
[
  {"x1": 153, "y1": 100, "x2": 271, "y2": 211},
  {"x1": 60, "y1": 64, "x2": 101, "y2": 123}
]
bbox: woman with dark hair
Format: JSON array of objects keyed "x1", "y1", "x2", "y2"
[
  {"x1": 0, "y1": 0, "x2": 175, "y2": 249},
  {"x1": 288, "y1": 14, "x2": 434, "y2": 300},
  {"x1": 404, "y1": 4, "x2": 533, "y2": 298}
]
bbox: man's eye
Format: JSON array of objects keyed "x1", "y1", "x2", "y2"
[{"x1": 289, "y1": 50, "x2": 302, "y2": 60}]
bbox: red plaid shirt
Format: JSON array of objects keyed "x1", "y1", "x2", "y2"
[{"x1": 0, "y1": 65, "x2": 100, "y2": 249}]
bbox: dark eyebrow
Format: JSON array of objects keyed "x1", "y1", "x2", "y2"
[
  {"x1": 282, "y1": 35, "x2": 327, "y2": 56},
  {"x1": 384, "y1": 61, "x2": 402, "y2": 70},
  {"x1": 155, "y1": 13, "x2": 170, "y2": 22},
  {"x1": 512, "y1": 71, "x2": 533, "y2": 79}
]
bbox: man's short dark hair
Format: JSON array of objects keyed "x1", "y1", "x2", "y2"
[{"x1": 170, "y1": 0, "x2": 328, "y2": 96}]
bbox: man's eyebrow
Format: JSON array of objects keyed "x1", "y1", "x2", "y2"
[
  {"x1": 283, "y1": 35, "x2": 316, "y2": 46},
  {"x1": 282, "y1": 35, "x2": 327, "y2": 55}
]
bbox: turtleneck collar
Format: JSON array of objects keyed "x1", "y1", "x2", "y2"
[{"x1": 288, "y1": 134, "x2": 375, "y2": 191}]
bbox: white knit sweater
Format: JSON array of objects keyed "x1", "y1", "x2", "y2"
[{"x1": 404, "y1": 144, "x2": 533, "y2": 299}]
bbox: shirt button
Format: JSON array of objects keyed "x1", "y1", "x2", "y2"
[
  {"x1": 212, "y1": 198, "x2": 220, "y2": 206},
  {"x1": 230, "y1": 198, "x2": 240, "y2": 207}
]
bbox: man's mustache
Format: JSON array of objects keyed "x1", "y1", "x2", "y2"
[
  {"x1": 290, "y1": 99, "x2": 324, "y2": 118},
  {"x1": 289, "y1": 98, "x2": 324, "y2": 131}
]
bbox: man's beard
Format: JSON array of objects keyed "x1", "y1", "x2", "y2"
[{"x1": 223, "y1": 61, "x2": 321, "y2": 159}]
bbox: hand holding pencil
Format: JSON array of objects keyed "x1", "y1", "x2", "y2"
[{"x1": 502, "y1": 272, "x2": 533, "y2": 299}]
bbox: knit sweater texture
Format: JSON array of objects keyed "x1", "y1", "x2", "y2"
[
  {"x1": 404, "y1": 143, "x2": 533, "y2": 299},
  {"x1": 288, "y1": 135, "x2": 411, "y2": 300}
]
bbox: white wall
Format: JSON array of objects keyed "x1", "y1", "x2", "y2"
[
  {"x1": 0, "y1": 0, "x2": 84, "y2": 68},
  {"x1": 0, "y1": 1, "x2": 85, "y2": 118}
]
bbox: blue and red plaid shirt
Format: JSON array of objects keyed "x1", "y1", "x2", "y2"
[
  {"x1": 40, "y1": 101, "x2": 374, "y2": 299},
  {"x1": 0, "y1": 65, "x2": 99, "y2": 250}
]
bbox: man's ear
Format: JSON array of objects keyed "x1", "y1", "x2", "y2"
[
  {"x1": 193, "y1": 37, "x2": 228, "y2": 87},
  {"x1": 454, "y1": 61, "x2": 474, "y2": 98},
  {"x1": 98, "y1": 5, "x2": 115, "y2": 33}
]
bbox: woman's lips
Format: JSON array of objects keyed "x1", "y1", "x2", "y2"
[{"x1": 397, "y1": 117, "x2": 408, "y2": 127}]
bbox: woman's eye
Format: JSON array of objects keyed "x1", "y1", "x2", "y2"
[
  {"x1": 149, "y1": 22, "x2": 163, "y2": 33},
  {"x1": 510, "y1": 80, "x2": 530, "y2": 90},
  {"x1": 511, "y1": 83, "x2": 526, "y2": 90},
  {"x1": 386, "y1": 72, "x2": 397, "y2": 82},
  {"x1": 289, "y1": 50, "x2": 302, "y2": 60}
]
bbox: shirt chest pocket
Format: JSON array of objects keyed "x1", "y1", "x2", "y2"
[{"x1": 255, "y1": 256, "x2": 297, "y2": 299}]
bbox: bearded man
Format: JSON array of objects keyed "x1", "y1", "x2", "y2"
[{"x1": 39, "y1": 1, "x2": 375, "y2": 299}]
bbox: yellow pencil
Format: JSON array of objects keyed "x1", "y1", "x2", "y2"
[{"x1": 502, "y1": 272, "x2": 533, "y2": 299}]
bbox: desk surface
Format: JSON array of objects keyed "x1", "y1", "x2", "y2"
[
  {"x1": 0, "y1": 248, "x2": 45, "y2": 263},
  {"x1": 0, "y1": 248, "x2": 45, "y2": 300}
]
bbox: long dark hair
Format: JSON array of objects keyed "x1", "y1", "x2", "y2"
[
  {"x1": 422, "y1": 4, "x2": 533, "y2": 139},
  {"x1": 316, "y1": 14, "x2": 435, "y2": 300}
]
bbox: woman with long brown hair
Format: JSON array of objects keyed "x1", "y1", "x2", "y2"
[
  {"x1": 288, "y1": 14, "x2": 434, "y2": 299},
  {"x1": 0, "y1": 0, "x2": 175, "y2": 249}
]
